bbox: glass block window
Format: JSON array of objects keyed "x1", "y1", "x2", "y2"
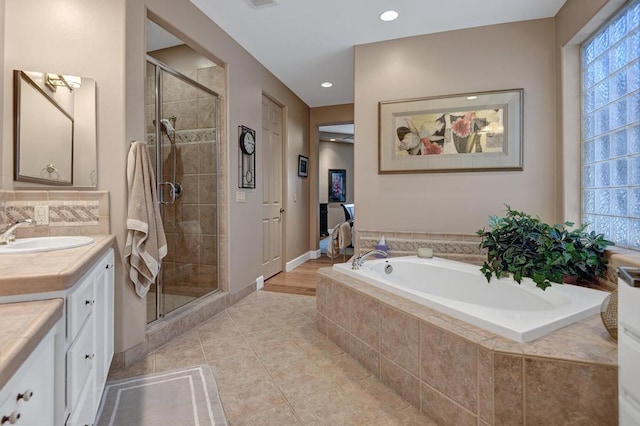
[{"x1": 582, "y1": 0, "x2": 640, "y2": 249}]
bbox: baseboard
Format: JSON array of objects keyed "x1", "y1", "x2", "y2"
[
  {"x1": 286, "y1": 250, "x2": 316, "y2": 271},
  {"x1": 311, "y1": 249, "x2": 321, "y2": 259}
]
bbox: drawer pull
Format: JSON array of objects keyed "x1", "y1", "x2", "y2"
[
  {"x1": 85, "y1": 353, "x2": 95, "y2": 360},
  {"x1": 85, "y1": 300, "x2": 95, "y2": 306},
  {"x1": 1, "y1": 411, "x2": 20, "y2": 424},
  {"x1": 17, "y1": 390, "x2": 33, "y2": 402}
]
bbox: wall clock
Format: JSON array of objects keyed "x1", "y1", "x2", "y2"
[{"x1": 238, "y1": 125, "x2": 256, "y2": 189}]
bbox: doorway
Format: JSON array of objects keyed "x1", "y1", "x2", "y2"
[
  {"x1": 317, "y1": 123, "x2": 354, "y2": 260},
  {"x1": 145, "y1": 20, "x2": 224, "y2": 323},
  {"x1": 261, "y1": 95, "x2": 284, "y2": 279}
]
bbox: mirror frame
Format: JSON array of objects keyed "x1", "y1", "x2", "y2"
[{"x1": 13, "y1": 70, "x2": 75, "y2": 186}]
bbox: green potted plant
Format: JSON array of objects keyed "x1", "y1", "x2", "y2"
[{"x1": 476, "y1": 206, "x2": 612, "y2": 290}]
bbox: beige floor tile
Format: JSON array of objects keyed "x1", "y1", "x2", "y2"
[
  {"x1": 314, "y1": 352, "x2": 372, "y2": 386},
  {"x1": 229, "y1": 402, "x2": 300, "y2": 426},
  {"x1": 154, "y1": 330, "x2": 206, "y2": 372},
  {"x1": 218, "y1": 374, "x2": 288, "y2": 423},
  {"x1": 365, "y1": 406, "x2": 438, "y2": 425},
  {"x1": 109, "y1": 288, "x2": 426, "y2": 425},
  {"x1": 107, "y1": 354, "x2": 155, "y2": 381},
  {"x1": 201, "y1": 335, "x2": 252, "y2": 361},
  {"x1": 207, "y1": 349, "x2": 270, "y2": 386},
  {"x1": 340, "y1": 376, "x2": 409, "y2": 417},
  {"x1": 288, "y1": 388, "x2": 374, "y2": 425},
  {"x1": 269, "y1": 363, "x2": 338, "y2": 400}
]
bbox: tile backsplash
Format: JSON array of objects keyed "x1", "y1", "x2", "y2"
[{"x1": 0, "y1": 190, "x2": 109, "y2": 237}]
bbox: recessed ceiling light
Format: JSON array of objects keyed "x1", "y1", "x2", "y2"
[
  {"x1": 380, "y1": 10, "x2": 399, "y2": 22},
  {"x1": 467, "y1": 96, "x2": 478, "y2": 100},
  {"x1": 321, "y1": 82, "x2": 333, "y2": 88}
]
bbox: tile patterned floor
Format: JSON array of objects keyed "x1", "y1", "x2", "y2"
[{"x1": 108, "y1": 290, "x2": 436, "y2": 425}]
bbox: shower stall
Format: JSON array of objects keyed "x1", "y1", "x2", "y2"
[{"x1": 145, "y1": 55, "x2": 221, "y2": 323}]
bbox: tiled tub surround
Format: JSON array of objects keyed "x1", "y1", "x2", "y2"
[
  {"x1": 356, "y1": 230, "x2": 487, "y2": 266},
  {"x1": 317, "y1": 268, "x2": 618, "y2": 425},
  {"x1": 357, "y1": 229, "x2": 640, "y2": 292},
  {"x1": 0, "y1": 190, "x2": 109, "y2": 237}
]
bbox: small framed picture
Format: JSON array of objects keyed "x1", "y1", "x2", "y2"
[
  {"x1": 298, "y1": 155, "x2": 309, "y2": 177},
  {"x1": 328, "y1": 169, "x2": 346, "y2": 202}
]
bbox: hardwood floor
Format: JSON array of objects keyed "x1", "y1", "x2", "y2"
[{"x1": 263, "y1": 255, "x2": 334, "y2": 296}]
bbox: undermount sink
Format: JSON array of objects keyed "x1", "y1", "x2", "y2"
[{"x1": 0, "y1": 236, "x2": 94, "y2": 254}]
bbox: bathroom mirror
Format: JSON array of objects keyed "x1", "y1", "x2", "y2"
[{"x1": 13, "y1": 70, "x2": 97, "y2": 187}]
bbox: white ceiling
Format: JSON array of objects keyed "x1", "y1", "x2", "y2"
[{"x1": 188, "y1": 0, "x2": 568, "y2": 107}]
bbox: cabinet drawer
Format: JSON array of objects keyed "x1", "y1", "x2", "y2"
[
  {"x1": 619, "y1": 326, "x2": 640, "y2": 400},
  {"x1": 66, "y1": 316, "x2": 95, "y2": 412},
  {"x1": 67, "y1": 274, "x2": 95, "y2": 340},
  {"x1": 619, "y1": 278, "x2": 640, "y2": 336},
  {"x1": 65, "y1": 374, "x2": 94, "y2": 426}
]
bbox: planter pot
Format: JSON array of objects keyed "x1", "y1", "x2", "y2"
[{"x1": 562, "y1": 275, "x2": 579, "y2": 284}]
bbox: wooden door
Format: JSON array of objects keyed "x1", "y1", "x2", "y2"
[{"x1": 261, "y1": 95, "x2": 283, "y2": 279}]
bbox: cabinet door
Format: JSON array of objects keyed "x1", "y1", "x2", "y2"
[
  {"x1": 0, "y1": 327, "x2": 56, "y2": 426},
  {"x1": 93, "y1": 249, "x2": 114, "y2": 412}
]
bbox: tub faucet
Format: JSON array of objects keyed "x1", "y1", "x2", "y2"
[
  {"x1": 0, "y1": 219, "x2": 35, "y2": 244},
  {"x1": 352, "y1": 249, "x2": 388, "y2": 270}
]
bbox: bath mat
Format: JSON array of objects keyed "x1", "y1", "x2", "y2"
[{"x1": 96, "y1": 365, "x2": 227, "y2": 426}]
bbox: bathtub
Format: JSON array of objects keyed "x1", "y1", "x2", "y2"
[{"x1": 332, "y1": 256, "x2": 609, "y2": 342}]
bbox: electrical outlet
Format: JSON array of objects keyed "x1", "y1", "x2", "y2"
[
  {"x1": 236, "y1": 191, "x2": 246, "y2": 203},
  {"x1": 35, "y1": 205, "x2": 49, "y2": 225}
]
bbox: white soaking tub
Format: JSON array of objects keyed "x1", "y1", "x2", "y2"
[{"x1": 333, "y1": 256, "x2": 609, "y2": 342}]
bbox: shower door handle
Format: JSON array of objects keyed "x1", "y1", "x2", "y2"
[{"x1": 159, "y1": 182, "x2": 177, "y2": 205}]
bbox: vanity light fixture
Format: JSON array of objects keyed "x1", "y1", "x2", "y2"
[
  {"x1": 380, "y1": 10, "x2": 399, "y2": 22},
  {"x1": 45, "y1": 73, "x2": 81, "y2": 92},
  {"x1": 321, "y1": 82, "x2": 333, "y2": 88}
]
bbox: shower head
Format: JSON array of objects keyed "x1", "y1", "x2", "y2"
[
  {"x1": 159, "y1": 118, "x2": 176, "y2": 144},
  {"x1": 160, "y1": 118, "x2": 175, "y2": 134}
]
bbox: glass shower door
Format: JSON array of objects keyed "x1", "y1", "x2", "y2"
[{"x1": 146, "y1": 58, "x2": 220, "y2": 323}]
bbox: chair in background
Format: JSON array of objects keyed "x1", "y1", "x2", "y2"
[{"x1": 341, "y1": 203, "x2": 355, "y2": 222}]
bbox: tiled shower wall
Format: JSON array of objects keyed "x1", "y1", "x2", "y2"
[
  {"x1": 146, "y1": 63, "x2": 225, "y2": 298},
  {"x1": 0, "y1": 190, "x2": 109, "y2": 237}
]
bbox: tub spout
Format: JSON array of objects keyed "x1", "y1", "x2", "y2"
[{"x1": 352, "y1": 249, "x2": 388, "y2": 270}]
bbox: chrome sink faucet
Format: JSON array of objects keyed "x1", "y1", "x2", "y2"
[
  {"x1": 0, "y1": 219, "x2": 35, "y2": 244},
  {"x1": 352, "y1": 249, "x2": 388, "y2": 270}
]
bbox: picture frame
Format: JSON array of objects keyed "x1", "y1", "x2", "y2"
[
  {"x1": 378, "y1": 88, "x2": 523, "y2": 173},
  {"x1": 328, "y1": 169, "x2": 346, "y2": 202},
  {"x1": 298, "y1": 155, "x2": 308, "y2": 177}
]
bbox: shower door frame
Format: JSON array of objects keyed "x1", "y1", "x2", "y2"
[{"x1": 147, "y1": 55, "x2": 221, "y2": 322}]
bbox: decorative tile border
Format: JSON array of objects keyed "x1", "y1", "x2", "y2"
[
  {"x1": 357, "y1": 229, "x2": 486, "y2": 266},
  {"x1": 0, "y1": 191, "x2": 108, "y2": 236}
]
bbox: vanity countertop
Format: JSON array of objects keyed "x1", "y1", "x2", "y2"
[
  {"x1": 0, "y1": 298, "x2": 63, "y2": 389},
  {"x1": 0, "y1": 234, "x2": 115, "y2": 297}
]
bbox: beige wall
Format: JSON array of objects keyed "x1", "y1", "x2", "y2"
[
  {"x1": 354, "y1": 19, "x2": 557, "y2": 235},
  {"x1": 1, "y1": 0, "x2": 310, "y2": 354}
]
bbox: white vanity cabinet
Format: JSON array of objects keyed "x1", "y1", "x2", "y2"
[
  {"x1": 0, "y1": 326, "x2": 57, "y2": 426},
  {"x1": 64, "y1": 248, "x2": 114, "y2": 426}
]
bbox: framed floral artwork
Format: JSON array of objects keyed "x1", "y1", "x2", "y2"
[
  {"x1": 328, "y1": 169, "x2": 346, "y2": 202},
  {"x1": 378, "y1": 89, "x2": 523, "y2": 173}
]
